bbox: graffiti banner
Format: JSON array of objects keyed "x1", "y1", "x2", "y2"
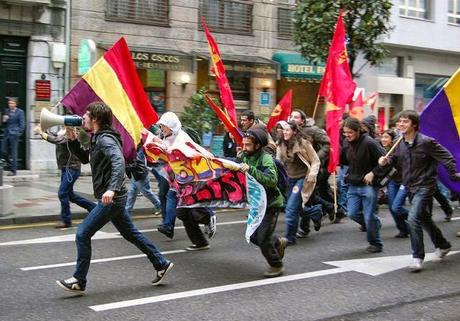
[{"x1": 144, "y1": 140, "x2": 267, "y2": 242}]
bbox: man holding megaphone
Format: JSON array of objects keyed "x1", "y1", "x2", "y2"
[{"x1": 35, "y1": 107, "x2": 96, "y2": 229}]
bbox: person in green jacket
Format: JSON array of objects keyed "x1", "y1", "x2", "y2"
[{"x1": 239, "y1": 127, "x2": 288, "y2": 278}]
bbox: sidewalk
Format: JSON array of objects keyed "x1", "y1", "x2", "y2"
[{"x1": 0, "y1": 171, "x2": 164, "y2": 226}]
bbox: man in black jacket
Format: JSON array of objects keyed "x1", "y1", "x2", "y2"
[
  {"x1": 343, "y1": 117, "x2": 385, "y2": 253},
  {"x1": 379, "y1": 110, "x2": 460, "y2": 272},
  {"x1": 56, "y1": 102, "x2": 173, "y2": 294}
]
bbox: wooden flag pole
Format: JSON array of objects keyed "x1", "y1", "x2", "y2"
[
  {"x1": 312, "y1": 94, "x2": 320, "y2": 119},
  {"x1": 332, "y1": 171, "x2": 338, "y2": 216},
  {"x1": 384, "y1": 135, "x2": 403, "y2": 158}
]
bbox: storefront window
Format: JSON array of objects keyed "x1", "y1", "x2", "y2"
[
  {"x1": 209, "y1": 72, "x2": 250, "y2": 101},
  {"x1": 137, "y1": 69, "x2": 166, "y2": 114},
  {"x1": 414, "y1": 74, "x2": 449, "y2": 113}
]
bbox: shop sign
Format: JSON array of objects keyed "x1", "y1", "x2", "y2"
[
  {"x1": 78, "y1": 39, "x2": 97, "y2": 75},
  {"x1": 259, "y1": 92, "x2": 271, "y2": 106},
  {"x1": 35, "y1": 80, "x2": 51, "y2": 101},
  {"x1": 131, "y1": 51, "x2": 193, "y2": 72},
  {"x1": 223, "y1": 62, "x2": 277, "y2": 79}
]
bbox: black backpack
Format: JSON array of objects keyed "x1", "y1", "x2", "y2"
[{"x1": 274, "y1": 158, "x2": 289, "y2": 198}]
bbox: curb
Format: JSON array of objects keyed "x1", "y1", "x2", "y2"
[{"x1": 0, "y1": 207, "x2": 244, "y2": 227}]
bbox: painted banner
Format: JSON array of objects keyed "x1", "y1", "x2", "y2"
[{"x1": 144, "y1": 139, "x2": 266, "y2": 242}]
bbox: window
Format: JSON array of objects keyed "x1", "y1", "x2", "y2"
[
  {"x1": 376, "y1": 57, "x2": 401, "y2": 77},
  {"x1": 448, "y1": 0, "x2": 460, "y2": 24},
  {"x1": 200, "y1": 0, "x2": 253, "y2": 35},
  {"x1": 399, "y1": 0, "x2": 430, "y2": 20},
  {"x1": 106, "y1": 0, "x2": 169, "y2": 26},
  {"x1": 278, "y1": 8, "x2": 295, "y2": 39}
]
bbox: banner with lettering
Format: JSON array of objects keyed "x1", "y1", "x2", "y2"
[{"x1": 144, "y1": 140, "x2": 266, "y2": 242}]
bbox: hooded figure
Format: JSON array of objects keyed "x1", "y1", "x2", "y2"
[{"x1": 362, "y1": 115, "x2": 377, "y2": 138}]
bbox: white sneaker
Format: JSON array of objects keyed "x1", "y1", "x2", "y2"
[
  {"x1": 205, "y1": 215, "x2": 217, "y2": 239},
  {"x1": 409, "y1": 258, "x2": 423, "y2": 272},
  {"x1": 433, "y1": 247, "x2": 451, "y2": 262}
]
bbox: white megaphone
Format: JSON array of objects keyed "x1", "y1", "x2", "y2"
[{"x1": 39, "y1": 108, "x2": 83, "y2": 131}]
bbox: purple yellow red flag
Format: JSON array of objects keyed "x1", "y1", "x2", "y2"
[
  {"x1": 201, "y1": 18, "x2": 238, "y2": 127},
  {"x1": 318, "y1": 11, "x2": 356, "y2": 173},
  {"x1": 266, "y1": 89, "x2": 292, "y2": 133},
  {"x1": 420, "y1": 67, "x2": 460, "y2": 192},
  {"x1": 61, "y1": 37, "x2": 158, "y2": 162},
  {"x1": 349, "y1": 89, "x2": 364, "y2": 121}
]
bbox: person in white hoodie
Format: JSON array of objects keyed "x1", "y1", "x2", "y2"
[{"x1": 151, "y1": 112, "x2": 217, "y2": 250}]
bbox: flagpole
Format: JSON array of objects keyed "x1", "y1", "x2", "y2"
[
  {"x1": 312, "y1": 94, "x2": 320, "y2": 119},
  {"x1": 332, "y1": 171, "x2": 338, "y2": 218}
]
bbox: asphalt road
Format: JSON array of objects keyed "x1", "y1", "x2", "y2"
[{"x1": 1, "y1": 207, "x2": 460, "y2": 321}]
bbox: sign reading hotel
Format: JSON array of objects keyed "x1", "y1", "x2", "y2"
[
  {"x1": 287, "y1": 64, "x2": 325, "y2": 75},
  {"x1": 131, "y1": 51, "x2": 193, "y2": 72}
]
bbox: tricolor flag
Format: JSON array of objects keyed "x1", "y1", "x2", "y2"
[
  {"x1": 61, "y1": 37, "x2": 158, "y2": 162},
  {"x1": 420, "y1": 67, "x2": 460, "y2": 192},
  {"x1": 319, "y1": 11, "x2": 356, "y2": 173},
  {"x1": 349, "y1": 88, "x2": 364, "y2": 121},
  {"x1": 266, "y1": 89, "x2": 292, "y2": 133},
  {"x1": 201, "y1": 18, "x2": 238, "y2": 126}
]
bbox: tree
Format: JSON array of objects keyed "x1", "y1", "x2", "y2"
[
  {"x1": 294, "y1": 0, "x2": 393, "y2": 76},
  {"x1": 180, "y1": 88, "x2": 220, "y2": 134}
]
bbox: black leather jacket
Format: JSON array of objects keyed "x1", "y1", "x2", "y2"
[
  {"x1": 69, "y1": 130, "x2": 126, "y2": 200},
  {"x1": 390, "y1": 133, "x2": 457, "y2": 193}
]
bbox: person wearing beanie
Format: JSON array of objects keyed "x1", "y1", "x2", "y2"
[{"x1": 239, "y1": 127, "x2": 287, "y2": 277}]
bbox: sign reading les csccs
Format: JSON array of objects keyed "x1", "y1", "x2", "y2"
[{"x1": 131, "y1": 52, "x2": 181, "y2": 64}]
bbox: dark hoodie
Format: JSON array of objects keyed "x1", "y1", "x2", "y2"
[{"x1": 69, "y1": 130, "x2": 127, "y2": 201}]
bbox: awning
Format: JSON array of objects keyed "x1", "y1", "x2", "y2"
[
  {"x1": 272, "y1": 53, "x2": 325, "y2": 81},
  {"x1": 194, "y1": 51, "x2": 279, "y2": 79}
]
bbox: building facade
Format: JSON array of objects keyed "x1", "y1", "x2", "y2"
[{"x1": 356, "y1": 0, "x2": 460, "y2": 129}]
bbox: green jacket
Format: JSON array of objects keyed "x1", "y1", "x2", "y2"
[{"x1": 240, "y1": 149, "x2": 284, "y2": 208}]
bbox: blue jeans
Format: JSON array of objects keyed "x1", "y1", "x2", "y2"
[
  {"x1": 347, "y1": 185, "x2": 382, "y2": 247},
  {"x1": 337, "y1": 165, "x2": 349, "y2": 212},
  {"x1": 1, "y1": 134, "x2": 19, "y2": 173},
  {"x1": 284, "y1": 178, "x2": 305, "y2": 243},
  {"x1": 58, "y1": 168, "x2": 96, "y2": 225},
  {"x1": 407, "y1": 187, "x2": 451, "y2": 259},
  {"x1": 73, "y1": 197, "x2": 169, "y2": 285},
  {"x1": 125, "y1": 175, "x2": 161, "y2": 215},
  {"x1": 387, "y1": 181, "x2": 409, "y2": 235}
]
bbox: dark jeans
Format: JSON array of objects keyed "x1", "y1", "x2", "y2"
[
  {"x1": 151, "y1": 166, "x2": 177, "y2": 230},
  {"x1": 387, "y1": 181, "x2": 409, "y2": 235},
  {"x1": 434, "y1": 185, "x2": 453, "y2": 217},
  {"x1": 176, "y1": 207, "x2": 213, "y2": 246},
  {"x1": 1, "y1": 134, "x2": 19, "y2": 173},
  {"x1": 250, "y1": 207, "x2": 283, "y2": 268},
  {"x1": 73, "y1": 197, "x2": 168, "y2": 285},
  {"x1": 407, "y1": 188, "x2": 451, "y2": 260},
  {"x1": 58, "y1": 168, "x2": 96, "y2": 225}
]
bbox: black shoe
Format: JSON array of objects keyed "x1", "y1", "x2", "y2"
[
  {"x1": 204, "y1": 215, "x2": 217, "y2": 239},
  {"x1": 152, "y1": 262, "x2": 174, "y2": 286},
  {"x1": 185, "y1": 244, "x2": 210, "y2": 251},
  {"x1": 445, "y1": 211, "x2": 453, "y2": 222},
  {"x1": 366, "y1": 245, "x2": 383, "y2": 253},
  {"x1": 313, "y1": 219, "x2": 321, "y2": 231},
  {"x1": 359, "y1": 225, "x2": 367, "y2": 232},
  {"x1": 55, "y1": 223, "x2": 72, "y2": 229},
  {"x1": 296, "y1": 230, "x2": 309, "y2": 238},
  {"x1": 327, "y1": 208, "x2": 336, "y2": 222},
  {"x1": 394, "y1": 232, "x2": 409, "y2": 238},
  {"x1": 157, "y1": 225, "x2": 174, "y2": 239},
  {"x1": 56, "y1": 277, "x2": 85, "y2": 294}
]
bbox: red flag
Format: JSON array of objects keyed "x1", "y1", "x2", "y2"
[
  {"x1": 349, "y1": 89, "x2": 364, "y2": 121},
  {"x1": 365, "y1": 92, "x2": 379, "y2": 112},
  {"x1": 319, "y1": 12, "x2": 356, "y2": 173},
  {"x1": 266, "y1": 90, "x2": 292, "y2": 133},
  {"x1": 205, "y1": 95, "x2": 243, "y2": 146},
  {"x1": 201, "y1": 18, "x2": 238, "y2": 127},
  {"x1": 377, "y1": 108, "x2": 385, "y2": 134}
]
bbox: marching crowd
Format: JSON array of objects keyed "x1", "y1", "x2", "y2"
[{"x1": 43, "y1": 102, "x2": 460, "y2": 295}]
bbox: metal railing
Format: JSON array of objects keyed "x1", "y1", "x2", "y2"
[
  {"x1": 106, "y1": 0, "x2": 169, "y2": 26},
  {"x1": 199, "y1": 0, "x2": 253, "y2": 35}
]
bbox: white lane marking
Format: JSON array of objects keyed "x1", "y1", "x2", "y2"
[
  {"x1": 89, "y1": 267, "x2": 349, "y2": 311},
  {"x1": 21, "y1": 249, "x2": 186, "y2": 271},
  {"x1": 450, "y1": 217, "x2": 460, "y2": 221},
  {"x1": 137, "y1": 220, "x2": 247, "y2": 233},
  {"x1": 0, "y1": 220, "x2": 247, "y2": 246}
]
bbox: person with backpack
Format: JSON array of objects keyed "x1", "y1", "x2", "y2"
[
  {"x1": 239, "y1": 127, "x2": 288, "y2": 277},
  {"x1": 276, "y1": 121, "x2": 321, "y2": 245}
]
